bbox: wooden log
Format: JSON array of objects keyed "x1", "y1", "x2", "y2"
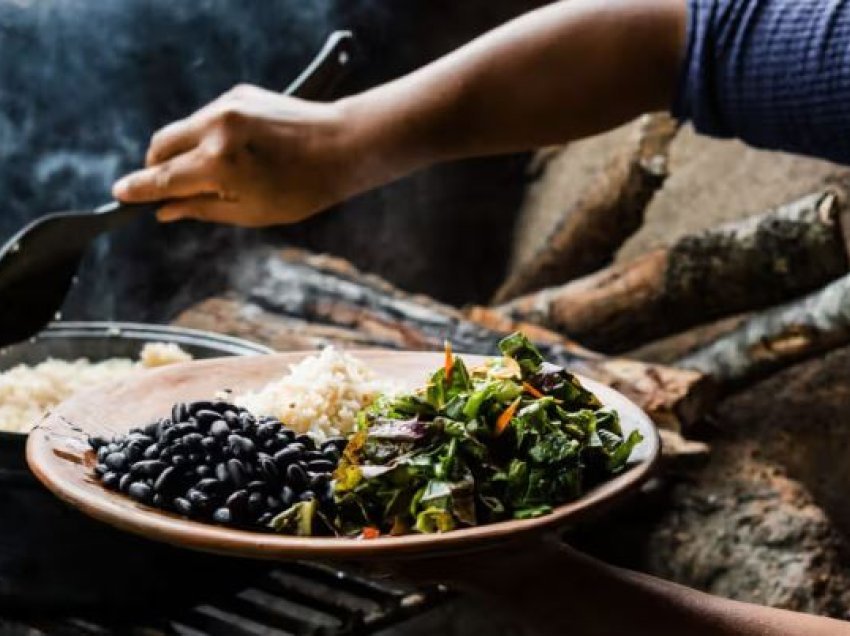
[
  {"x1": 678, "y1": 269, "x2": 850, "y2": 388},
  {"x1": 492, "y1": 114, "x2": 678, "y2": 303},
  {"x1": 496, "y1": 187, "x2": 850, "y2": 352},
  {"x1": 174, "y1": 248, "x2": 715, "y2": 430}
]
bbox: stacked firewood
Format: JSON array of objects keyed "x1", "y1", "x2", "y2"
[{"x1": 175, "y1": 114, "x2": 850, "y2": 617}]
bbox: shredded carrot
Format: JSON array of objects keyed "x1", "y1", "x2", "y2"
[
  {"x1": 496, "y1": 397, "x2": 521, "y2": 436},
  {"x1": 522, "y1": 381, "x2": 545, "y2": 400},
  {"x1": 362, "y1": 526, "x2": 381, "y2": 539},
  {"x1": 444, "y1": 339, "x2": 454, "y2": 384}
]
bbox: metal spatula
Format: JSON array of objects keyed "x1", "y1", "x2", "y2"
[{"x1": 0, "y1": 30, "x2": 356, "y2": 349}]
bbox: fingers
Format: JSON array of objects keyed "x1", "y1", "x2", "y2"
[
  {"x1": 156, "y1": 196, "x2": 248, "y2": 226},
  {"x1": 113, "y1": 147, "x2": 222, "y2": 203},
  {"x1": 145, "y1": 118, "x2": 203, "y2": 166}
]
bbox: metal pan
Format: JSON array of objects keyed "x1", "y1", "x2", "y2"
[{"x1": 0, "y1": 322, "x2": 272, "y2": 614}]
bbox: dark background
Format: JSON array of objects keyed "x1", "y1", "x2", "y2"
[{"x1": 0, "y1": 0, "x2": 542, "y2": 321}]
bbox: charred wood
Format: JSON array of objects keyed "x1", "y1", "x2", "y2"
[{"x1": 175, "y1": 248, "x2": 715, "y2": 430}]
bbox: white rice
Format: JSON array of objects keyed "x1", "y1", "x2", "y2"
[
  {"x1": 0, "y1": 343, "x2": 191, "y2": 434},
  {"x1": 236, "y1": 347, "x2": 390, "y2": 440}
]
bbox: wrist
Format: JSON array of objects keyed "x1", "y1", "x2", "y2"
[{"x1": 333, "y1": 87, "x2": 443, "y2": 195}]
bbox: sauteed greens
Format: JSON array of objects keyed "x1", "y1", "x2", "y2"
[{"x1": 321, "y1": 332, "x2": 643, "y2": 537}]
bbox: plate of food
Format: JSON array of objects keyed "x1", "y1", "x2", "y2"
[{"x1": 27, "y1": 332, "x2": 659, "y2": 560}]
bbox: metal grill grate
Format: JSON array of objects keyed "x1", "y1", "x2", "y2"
[{"x1": 3, "y1": 563, "x2": 446, "y2": 636}]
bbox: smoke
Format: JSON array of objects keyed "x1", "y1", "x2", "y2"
[{"x1": 0, "y1": 0, "x2": 538, "y2": 327}]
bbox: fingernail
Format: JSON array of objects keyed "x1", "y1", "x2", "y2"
[{"x1": 112, "y1": 177, "x2": 129, "y2": 198}]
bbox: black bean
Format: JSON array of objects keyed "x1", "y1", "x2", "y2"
[
  {"x1": 128, "y1": 482, "x2": 153, "y2": 503},
  {"x1": 194, "y1": 409, "x2": 221, "y2": 427},
  {"x1": 143, "y1": 421, "x2": 161, "y2": 437},
  {"x1": 286, "y1": 442, "x2": 306, "y2": 454},
  {"x1": 143, "y1": 444, "x2": 161, "y2": 460},
  {"x1": 107, "y1": 442, "x2": 121, "y2": 453},
  {"x1": 188, "y1": 453, "x2": 203, "y2": 465},
  {"x1": 161, "y1": 428, "x2": 180, "y2": 444},
  {"x1": 196, "y1": 465, "x2": 213, "y2": 478},
  {"x1": 247, "y1": 491, "x2": 264, "y2": 515},
  {"x1": 299, "y1": 490, "x2": 316, "y2": 502},
  {"x1": 159, "y1": 447, "x2": 174, "y2": 462},
  {"x1": 322, "y1": 436, "x2": 348, "y2": 452},
  {"x1": 152, "y1": 493, "x2": 164, "y2": 507},
  {"x1": 286, "y1": 463, "x2": 307, "y2": 491},
  {"x1": 277, "y1": 429, "x2": 295, "y2": 444},
  {"x1": 171, "y1": 454, "x2": 188, "y2": 468},
  {"x1": 307, "y1": 459, "x2": 336, "y2": 473},
  {"x1": 304, "y1": 450, "x2": 325, "y2": 462},
  {"x1": 126, "y1": 444, "x2": 143, "y2": 463},
  {"x1": 196, "y1": 478, "x2": 223, "y2": 495},
  {"x1": 238, "y1": 412, "x2": 255, "y2": 430},
  {"x1": 89, "y1": 435, "x2": 108, "y2": 450},
  {"x1": 262, "y1": 439, "x2": 278, "y2": 452},
  {"x1": 257, "y1": 454, "x2": 279, "y2": 481},
  {"x1": 188, "y1": 400, "x2": 216, "y2": 415},
  {"x1": 173, "y1": 497, "x2": 193, "y2": 516},
  {"x1": 256, "y1": 422, "x2": 277, "y2": 440},
  {"x1": 104, "y1": 452, "x2": 128, "y2": 472},
  {"x1": 215, "y1": 462, "x2": 229, "y2": 483},
  {"x1": 172, "y1": 402, "x2": 189, "y2": 424},
  {"x1": 157, "y1": 419, "x2": 173, "y2": 436},
  {"x1": 183, "y1": 433, "x2": 204, "y2": 450},
  {"x1": 273, "y1": 447, "x2": 301, "y2": 469},
  {"x1": 175, "y1": 422, "x2": 198, "y2": 436},
  {"x1": 96, "y1": 446, "x2": 109, "y2": 462},
  {"x1": 322, "y1": 447, "x2": 341, "y2": 463},
  {"x1": 257, "y1": 512, "x2": 274, "y2": 525},
  {"x1": 227, "y1": 459, "x2": 247, "y2": 488},
  {"x1": 201, "y1": 436, "x2": 218, "y2": 451},
  {"x1": 223, "y1": 410, "x2": 239, "y2": 425},
  {"x1": 227, "y1": 434, "x2": 256, "y2": 459},
  {"x1": 309, "y1": 473, "x2": 329, "y2": 490},
  {"x1": 94, "y1": 463, "x2": 109, "y2": 476},
  {"x1": 209, "y1": 420, "x2": 230, "y2": 439},
  {"x1": 212, "y1": 401, "x2": 232, "y2": 413},
  {"x1": 226, "y1": 490, "x2": 249, "y2": 514},
  {"x1": 128, "y1": 427, "x2": 143, "y2": 436},
  {"x1": 186, "y1": 489, "x2": 210, "y2": 508},
  {"x1": 266, "y1": 496, "x2": 282, "y2": 512},
  {"x1": 130, "y1": 460, "x2": 167, "y2": 478},
  {"x1": 280, "y1": 486, "x2": 295, "y2": 507},
  {"x1": 119, "y1": 473, "x2": 134, "y2": 493},
  {"x1": 212, "y1": 507, "x2": 232, "y2": 524},
  {"x1": 128, "y1": 433, "x2": 154, "y2": 445},
  {"x1": 170, "y1": 442, "x2": 189, "y2": 458},
  {"x1": 246, "y1": 480, "x2": 267, "y2": 493},
  {"x1": 102, "y1": 472, "x2": 120, "y2": 489},
  {"x1": 154, "y1": 466, "x2": 178, "y2": 493},
  {"x1": 295, "y1": 434, "x2": 315, "y2": 450}
]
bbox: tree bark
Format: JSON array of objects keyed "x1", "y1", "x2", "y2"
[
  {"x1": 496, "y1": 188, "x2": 850, "y2": 352},
  {"x1": 679, "y1": 269, "x2": 850, "y2": 388},
  {"x1": 174, "y1": 248, "x2": 715, "y2": 431},
  {"x1": 493, "y1": 114, "x2": 678, "y2": 303}
]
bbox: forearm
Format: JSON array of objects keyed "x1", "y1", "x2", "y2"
[
  {"x1": 463, "y1": 542, "x2": 850, "y2": 636},
  {"x1": 338, "y1": 0, "x2": 686, "y2": 193}
]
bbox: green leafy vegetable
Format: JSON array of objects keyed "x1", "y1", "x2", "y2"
[{"x1": 271, "y1": 331, "x2": 644, "y2": 537}]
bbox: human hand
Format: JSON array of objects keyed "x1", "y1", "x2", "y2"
[{"x1": 112, "y1": 85, "x2": 362, "y2": 227}]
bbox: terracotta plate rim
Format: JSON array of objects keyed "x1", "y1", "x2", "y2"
[{"x1": 26, "y1": 350, "x2": 661, "y2": 560}]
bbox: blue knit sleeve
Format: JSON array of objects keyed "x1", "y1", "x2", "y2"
[{"x1": 672, "y1": 0, "x2": 850, "y2": 165}]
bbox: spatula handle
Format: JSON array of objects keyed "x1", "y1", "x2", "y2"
[{"x1": 99, "y1": 30, "x2": 359, "y2": 222}]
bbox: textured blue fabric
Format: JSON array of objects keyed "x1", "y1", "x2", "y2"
[{"x1": 673, "y1": 0, "x2": 850, "y2": 164}]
